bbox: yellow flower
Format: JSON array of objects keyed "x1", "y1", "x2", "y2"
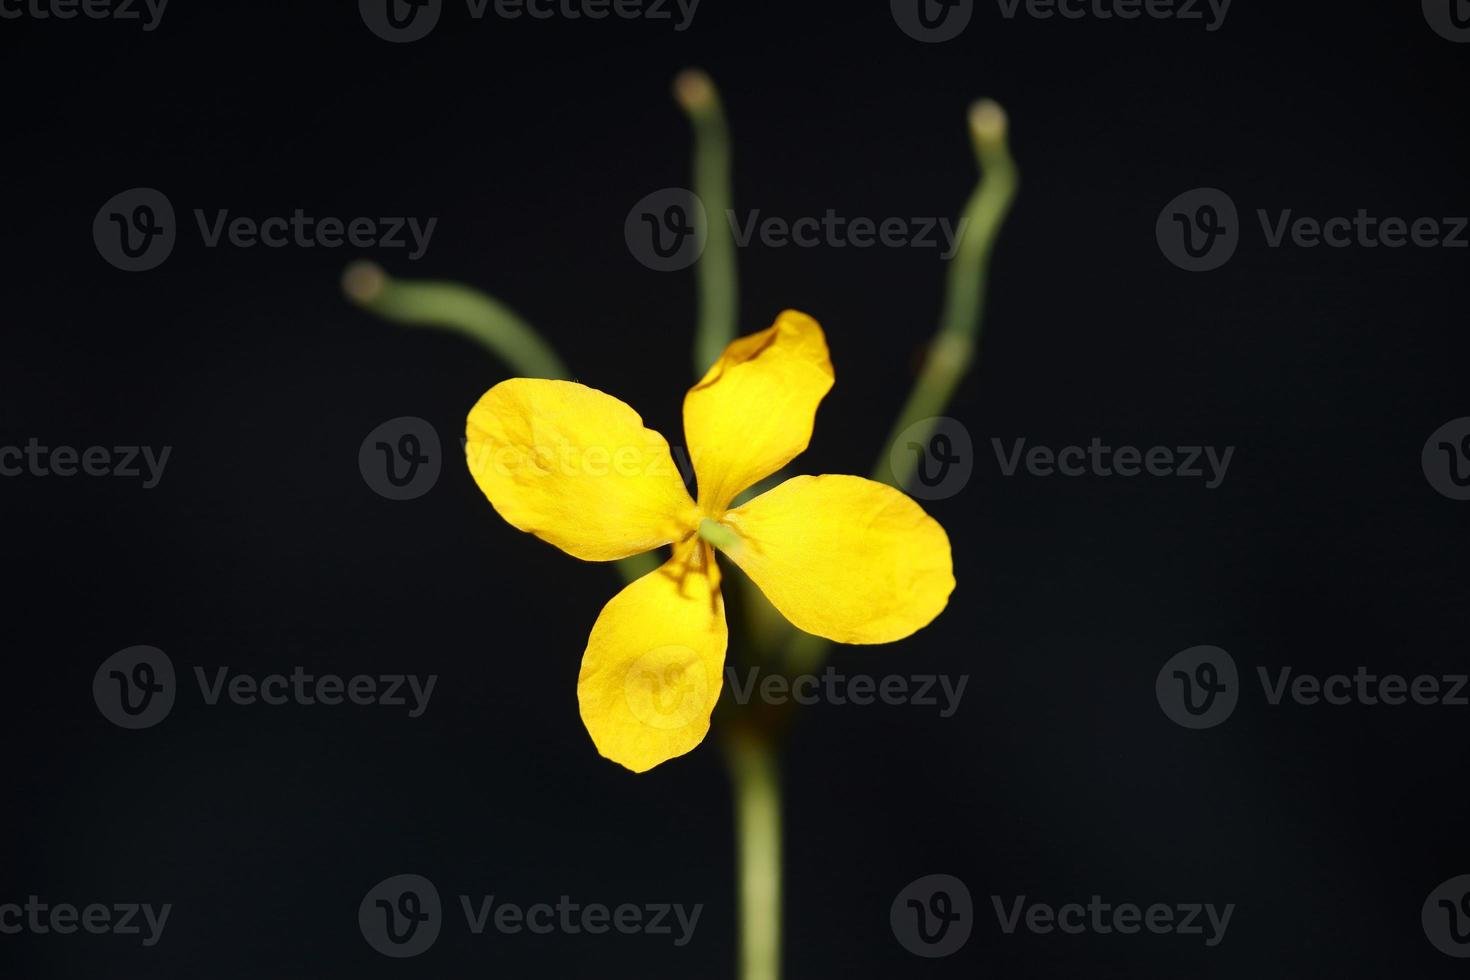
[{"x1": 465, "y1": 311, "x2": 955, "y2": 772}]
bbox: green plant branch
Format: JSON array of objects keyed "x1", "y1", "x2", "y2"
[
  {"x1": 723, "y1": 728, "x2": 782, "y2": 980},
  {"x1": 675, "y1": 69, "x2": 739, "y2": 376},
  {"x1": 878, "y1": 99, "x2": 1018, "y2": 491},
  {"x1": 785, "y1": 99, "x2": 1018, "y2": 676},
  {"x1": 343, "y1": 261, "x2": 571, "y2": 380},
  {"x1": 342, "y1": 260, "x2": 658, "y2": 584}
]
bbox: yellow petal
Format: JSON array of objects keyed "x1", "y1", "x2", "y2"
[
  {"x1": 577, "y1": 538, "x2": 726, "y2": 772},
  {"x1": 467, "y1": 379, "x2": 698, "y2": 562},
  {"x1": 683, "y1": 310, "x2": 834, "y2": 512},
  {"x1": 721, "y1": 475, "x2": 954, "y2": 645}
]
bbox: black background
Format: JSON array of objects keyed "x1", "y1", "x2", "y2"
[{"x1": 3, "y1": 0, "x2": 1468, "y2": 976}]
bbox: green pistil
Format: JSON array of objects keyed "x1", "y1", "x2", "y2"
[{"x1": 697, "y1": 518, "x2": 742, "y2": 555}]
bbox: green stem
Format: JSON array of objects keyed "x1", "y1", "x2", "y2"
[
  {"x1": 676, "y1": 70, "x2": 739, "y2": 375},
  {"x1": 343, "y1": 261, "x2": 571, "y2": 381},
  {"x1": 725, "y1": 730, "x2": 782, "y2": 980},
  {"x1": 787, "y1": 100, "x2": 1018, "y2": 676},
  {"x1": 878, "y1": 100, "x2": 1018, "y2": 491},
  {"x1": 614, "y1": 551, "x2": 660, "y2": 582},
  {"x1": 342, "y1": 261, "x2": 657, "y2": 584}
]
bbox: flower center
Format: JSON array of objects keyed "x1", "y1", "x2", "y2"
[{"x1": 696, "y1": 517, "x2": 742, "y2": 555}]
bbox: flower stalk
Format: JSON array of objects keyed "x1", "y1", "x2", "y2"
[
  {"x1": 785, "y1": 98, "x2": 1017, "y2": 678},
  {"x1": 342, "y1": 260, "x2": 570, "y2": 381},
  {"x1": 341, "y1": 260, "x2": 659, "y2": 584},
  {"x1": 878, "y1": 99, "x2": 1018, "y2": 491},
  {"x1": 675, "y1": 68, "x2": 739, "y2": 375},
  {"x1": 723, "y1": 728, "x2": 782, "y2": 980}
]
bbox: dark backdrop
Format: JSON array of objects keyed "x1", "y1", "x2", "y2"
[{"x1": 3, "y1": 1, "x2": 1468, "y2": 977}]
